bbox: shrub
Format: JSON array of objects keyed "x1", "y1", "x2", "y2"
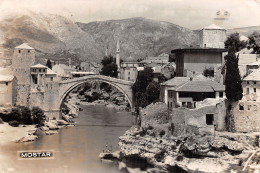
[
  {"x1": 18, "y1": 106, "x2": 33, "y2": 125},
  {"x1": 203, "y1": 67, "x2": 214, "y2": 77},
  {"x1": 8, "y1": 120, "x2": 19, "y2": 127},
  {"x1": 32, "y1": 107, "x2": 46, "y2": 125},
  {"x1": 8, "y1": 107, "x2": 22, "y2": 122}
]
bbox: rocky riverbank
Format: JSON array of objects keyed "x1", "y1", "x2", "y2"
[{"x1": 99, "y1": 102, "x2": 259, "y2": 173}]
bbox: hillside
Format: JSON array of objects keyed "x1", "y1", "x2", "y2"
[
  {"x1": 227, "y1": 26, "x2": 260, "y2": 36},
  {"x1": 76, "y1": 17, "x2": 199, "y2": 60},
  {"x1": 0, "y1": 12, "x2": 199, "y2": 64}
]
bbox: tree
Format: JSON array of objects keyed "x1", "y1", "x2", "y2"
[
  {"x1": 146, "y1": 81, "x2": 160, "y2": 103},
  {"x1": 132, "y1": 67, "x2": 153, "y2": 94},
  {"x1": 225, "y1": 48, "x2": 243, "y2": 102},
  {"x1": 225, "y1": 46, "x2": 243, "y2": 132},
  {"x1": 132, "y1": 67, "x2": 154, "y2": 112},
  {"x1": 248, "y1": 31, "x2": 260, "y2": 54},
  {"x1": 46, "y1": 59, "x2": 52, "y2": 69},
  {"x1": 101, "y1": 63, "x2": 118, "y2": 77},
  {"x1": 158, "y1": 74, "x2": 168, "y2": 83},
  {"x1": 100, "y1": 55, "x2": 118, "y2": 78},
  {"x1": 224, "y1": 33, "x2": 247, "y2": 52}
]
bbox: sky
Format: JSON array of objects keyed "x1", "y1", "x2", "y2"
[{"x1": 0, "y1": 0, "x2": 259, "y2": 29}]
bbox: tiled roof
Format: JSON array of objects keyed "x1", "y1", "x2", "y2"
[
  {"x1": 162, "y1": 74, "x2": 225, "y2": 92},
  {"x1": 15, "y1": 43, "x2": 34, "y2": 50},
  {"x1": 0, "y1": 75, "x2": 14, "y2": 82},
  {"x1": 244, "y1": 68, "x2": 260, "y2": 81},
  {"x1": 161, "y1": 77, "x2": 190, "y2": 86},
  {"x1": 176, "y1": 80, "x2": 225, "y2": 92},
  {"x1": 203, "y1": 24, "x2": 225, "y2": 30},
  {"x1": 31, "y1": 64, "x2": 47, "y2": 68},
  {"x1": 246, "y1": 60, "x2": 260, "y2": 66}
]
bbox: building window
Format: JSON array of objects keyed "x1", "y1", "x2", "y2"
[
  {"x1": 247, "y1": 81, "x2": 250, "y2": 85},
  {"x1": 170, "y1": 102, "x2": 172, "y2": 108},
  {"x1": 204, "y1": 44, "x2": 206, "y2": 48},
  {"x1": 206, "y1": 114, "x2": 214, "y2": 125},
  {"x1": 50, "y1": 77, "x2": 53, "y2": 81},
  {"x1": 254, "y1": 88, "x2": 257, "y2": 93},
  {"x1": 43, "y1": 69, "x2": 45, "y2": 72},
  {"x1": 39, "y1": 69, "x2": 41, "y2": 72},
  {"x1": 239, "y1": 104, "x2": 244, "y2": 111},
  {"x1": 5, "y1": 82, "x2": 8, "y2": 86},
  {"x1": 219, "y1": 92, "x2": 223, "y2": 98},
  {"x1": 248, "y1": 105, "x2": 251, "y2": 110},
  {"x1": 254, "y1": 81, "x2": 257, "y2": 84},
  {"x1": 247, "y1": 88, "x2": 250, "y2": 95},
  {"x1": 28, "y1": 50, "x2": 30, "y2": 53},
  {"x1": 128, "y1": 72, "x2": 130, "y2": 75},
  {"x1": 18, "y1": 50, "x2": 21, "y2": 53},
  {"x1": 128, "y1": 77, "x2": 130, "y2": 81}
]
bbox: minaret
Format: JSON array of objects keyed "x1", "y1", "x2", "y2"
[
  {"x1": 69, "y1": 57, "x2": 71, "y2": 67},
  {"x1": 105, "y1": 46, "x2": 108, "y2": 57},
  {"x1": 116, "y1": 39, "x2": 120, "y2": 68}
]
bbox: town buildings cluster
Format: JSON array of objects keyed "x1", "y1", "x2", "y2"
[{"x1": 0, "y1": 22, "x2": 259, "y2": 133}]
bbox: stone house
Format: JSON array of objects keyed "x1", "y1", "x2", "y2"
[
  {"x1": 171, "y1": 100, "x2": 226, "y2": 136},
  {"x1": 12, "y1": 43, "x2": 35, "y2": 106},
  {"x1": 140, "y1": 53, "x2": 169, "y2": 65},
  {"x1": 30, "y1": 64, "x2": 58, "y2": 90},
  {"x1": 80, "y1": 61, "x2": 101, "y2": 74},
  {"x1": 119, "y1": 56, "x2": 140, "y2": 81},
  {"x1": 0, "y1": 75, "x2": 17, "y2": 107},
  {"x1": 199, "y1": 24, "x2": 226, "y2": 49},
  {"x1": 236, "y1": 48, "x2": 260, "y2": 77},
  {"x1": 52, "y1": 64, "x2": 76, "y2": 80},
  {"x1": 160, "y1": 74, "x2": 225, "y2": 109},
  {"x1": 233, "y1": 68, "x2": 260, "y2": 132}
]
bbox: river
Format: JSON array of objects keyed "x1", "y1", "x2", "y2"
[{"x1": 0, "y1": 105, "x2": 133, "y2": 173}]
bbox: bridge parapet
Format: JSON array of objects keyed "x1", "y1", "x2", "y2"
[{"x1": 59, "y1": 75, "x2": 134, "y2": 86}]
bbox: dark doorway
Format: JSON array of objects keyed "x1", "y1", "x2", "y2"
[{"x1": 206, "y1": 114, "x2": 214, "y2": 125}]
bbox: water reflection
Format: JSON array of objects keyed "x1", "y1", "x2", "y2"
[{"x1": 0, "y1": 105, "x2": 132, "y2": 173}]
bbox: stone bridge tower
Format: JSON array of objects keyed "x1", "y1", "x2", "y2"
[{"x1": 12, "y1": 43, "x2": 35, "y2": 106}]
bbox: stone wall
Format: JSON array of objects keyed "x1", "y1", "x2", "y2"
[
  {"x1": 170, "y1": 101, "x2": 226, "y2": 137},
  {"x1": 29, "y1": 82, "x2": 60, "y2": 119},
  {"x1": 233, "y1": 101, "x2": 260, "y2": 132},
  {"x1": 12, "y1": 49, "x2": 35, "y2": 85},
  {"x1": 16, "y1": 85, "x2": 31, "y2": 106},
  {"x1": 200, "y1": 29, "x2": 226, "y2": 48},
  {"x1": 140, "y1": 102, "x2": 169, "y2": 126}
]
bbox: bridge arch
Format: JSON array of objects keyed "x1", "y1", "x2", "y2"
[{"x1": 58, "y1": 75, "x2": 134, "y2": 112}]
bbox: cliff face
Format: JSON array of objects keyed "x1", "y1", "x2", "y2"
[{"x1": 0, "y1": 12, "x2": 199, "y2": 64}]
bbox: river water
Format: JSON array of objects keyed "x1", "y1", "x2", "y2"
[{"x1": 0, "y1": 105, "x2": 133, "y2": 173}]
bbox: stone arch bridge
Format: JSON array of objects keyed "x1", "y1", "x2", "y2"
[
  {"x1": 43, "y1": 75, "x2": 135, "y2": 118},
  {"x1": 58, "y1": 75, "x2": 135, "y2": 110}
]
